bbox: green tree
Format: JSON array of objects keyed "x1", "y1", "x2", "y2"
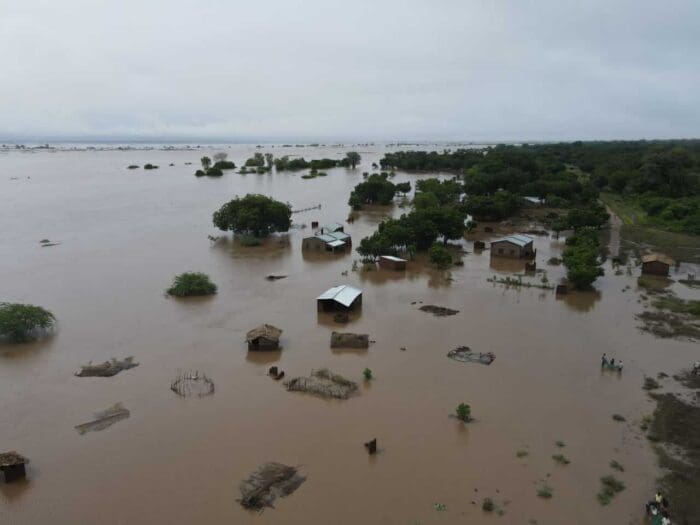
[
  {"x1": 0, "y1": 302, "x2": 55, "y2": 343},
  {"x1": 167, "y1": 272, "x2": 217, "y2": 297},
  {"x1": 345, "y1": 151, "x2": 361, "y2": 169},
  {"x1": 562, "y1": 229, "x2": 604, "y2": 289},
  {"x1": 213, "y1": 194, "x2": 291, "y2": 238},
  {"x1": 429, "y1": 243, "x2": 453, "y2": 269},
  {"x1": 348, "y1": 174, "x2": 397, "y2": 208},
  {"x1": 264, "y1": 153, "x2": 274, "y2": 169},
  {"x1": 245, "y1": 153, "x2": 265, "y2": 167},
  {"x1": 201, "y1": 156, "x2": 212, "y2": 170}
]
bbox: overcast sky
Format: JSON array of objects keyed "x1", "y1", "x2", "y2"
[{"x1": 1, "y1": 0, "x2": 698, "y2": 142}]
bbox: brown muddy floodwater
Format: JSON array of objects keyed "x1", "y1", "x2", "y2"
[{"x1": 1, "y1": 144, "x2": 698, "y2": 524}]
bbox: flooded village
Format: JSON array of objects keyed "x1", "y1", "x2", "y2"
[{"x1": 1, "y1": 143, "x2": 699, "y2": 524}]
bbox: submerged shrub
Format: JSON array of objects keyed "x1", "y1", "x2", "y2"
[
  {"x1": 429, "y1": 244, "x2": 453, "y2": 269},
  {"x1": 552, "y1": 454, "x2": 570, "y2": 465},
  {"x1": 167, "y1": 272, "x2": 217, "y2": 297},
  {"x1": 482, "y1": 498, "x2": 494, "y2": 512},
  {"x1": 0, "y1": 302, "x2": 55, "y2": 343},
  {"x1": 144, "y1": 163, "x2": 158, "y2": 170},
  {"x1": 455, "y1": 402, "x2": 472, "y2": 422},
  {"x1": 537, "y1": 485, "x2": 553, "y2": 499},
  {"x1": 597, "y1": 475, "x2": 625, "y2": 505},
  {"x1": 363, "y1": 368, "x2": 373, "y2": 380}
]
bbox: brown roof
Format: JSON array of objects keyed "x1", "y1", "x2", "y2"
[
  {"x1": 0, "y1": 451, "x2": 27, "y2": 467},
  {"x1": 642, "y1": 253, "x2": 674, "y2": 266},
  {"x1": 246, "y1": 324, "x2": 282, "y2": 342}
]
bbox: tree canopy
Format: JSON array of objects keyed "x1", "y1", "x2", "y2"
[
  {"x1": 213, "y1": 194, "x2": 291, "y2": 238},
  {"x1": 0, "y1": 302, "x2": 55, "y2": 343}
]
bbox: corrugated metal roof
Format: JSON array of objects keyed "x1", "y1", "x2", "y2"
[
  {"x1": 380, "y1": 255, "x2": 407, "y2": 262},
  {"x1": 323, "y1": 223, "x2": 344, "y2": 233},
  {"x1": 317, "y1": 285, "x2": 362, "y2": 307},
  {"x1": 328, "y1": 231, "x2": 350, "y2": 241},
  {"x1": 316, "y1": 234, "x2": 337, "y2": 243},
  {"x1": 327, "y1": 239, "x2": 346, "y2": 248},
  {"x1": 491, "y1": 234, "x2": 533, "y2": 247}
]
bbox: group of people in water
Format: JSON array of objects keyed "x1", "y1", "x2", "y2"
[
  {"x1": 646, "y1": 491, "x2": 672, "y2": 524},
  {"x1": 601, "y1": 353, "x2": 623, "y2": 371}
]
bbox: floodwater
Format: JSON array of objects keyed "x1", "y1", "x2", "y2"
[{"x1": 1, "y1": 144, "x2": 698, "y2": 524}]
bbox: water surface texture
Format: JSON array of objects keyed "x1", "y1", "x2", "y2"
[{"x1": 1, "y1": 145, "x2": 696, "y2": 524}]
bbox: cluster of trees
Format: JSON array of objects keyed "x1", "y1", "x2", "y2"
[
  {"x1": 273, "y1": 152, "x2": 361, "y2": 171},
  {"x1": 551, "y1": 205, "x2": 610, "y2": 234},
  {"x1": 196, "y1": 153, "x2": 236, "y2": 177},
  {"x1": 0, "y1": 302, "x2": 55, "y2": 343},
  {"x1": 212, "y1": 194, "x2": 291, "y2": 238},
  {"x1": 356, "y1": 178, "x2": 467, "y2": 260},
  {"x1": 348, "y1": 174, "x2": 410, "y2": 209},
  {"x1": 562, "y1": 229, "x2": 604, "y2": 289},
  {"x1": 381, "y1": 141, "x2": 700, "y2": 234}
]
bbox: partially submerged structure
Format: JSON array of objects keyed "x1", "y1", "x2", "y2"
[
  {"x1": 75, "y1": 356, "x2": 139, "y2": 377},
  {"x1": 74, "y1": 403, "x2": 130, "y2": 435},
  {"x1": 239, "y1": 462, "x2": 306, "y2": 511},
  {"x1": 317, "y1": 285, "x2": 362, "y2": 312},
  {"x1": 0, "y1": 452, "x2": 27, "y2": 483},
  {"x1": 246, "y1": 324, "x2": 283, "y2": 350},
  {"x1": 641, "y1": 253, "x2": 674, "y2": 277},
  {"x1": 490, "y1": 234, "x2": 535, "y2": 259},
  {"x1": 302, "y1": 223, "x2": 351, "y2": 252},
  {"x1": 330, "y1": 331, "x2": 369, "y2": 349},
  {"x1": 447, "y1": 347, "x2": 495, "y2": 365},
  {"x1": 170, "y1": 370, "x2": 215, "y2": 398},
  {"x1": 378, "y1": 255, "x2": 407, "y2": 271},
  {"x1": 284, "y1": 368, "x2": 359, "y2": 399}
]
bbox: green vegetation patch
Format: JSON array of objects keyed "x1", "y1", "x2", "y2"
[
  {"x1": 167, "y1": 272, "x2": 217, "y2": 297},
  {"x1": 552, "y1": 454, "x2": 570, "y2": 465},
  {"x1": 0, "y1": 302, "x2": 56, "y2": 343},
  {"x1": 455, "y1": 402, "x2": 472, "y2": 422},
  {"x1": 597, "y1": 475, "x2": 625, "y2": 505},
  {"x1": 609, "y1": 460, "x2": 625, "y2": 472},
  {"x1": 647, "y1": 392, "x2": 700, "y2": 522}
]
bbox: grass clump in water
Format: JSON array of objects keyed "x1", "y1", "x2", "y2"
[
  {"x1": 609, "y1": 460, "x2": 624, "y2": 472},
  {"x1": 643, "y1": 376, "x2": 661, "y2": 390},
  {"x1": 555, "y1": 440, "x2": 566, "y2": 448},
  {"x1": 516, "y1": 449, "x2": 529, "y2": 458},
  {"x1": 597, "y1": 475, "x2": 625, "y2": 505},
  {"x1": 167, "y1": 272, "x2": 217, "y2": 297},
  {"x1": 552, "y1": 454, "x2": 570, "y2": 465},
  {"x1": 612, "y1": 414, "x2": 626, "y2": 422},
  {"x1": 482, "y1": 498, "x2": 494, "y2": 512},
  {"x1": 455, "y1": 402, "x2": 472, "y2": 422},
  {"x1": 537, "y1": 485, "x2": 553, "y2": 499}
]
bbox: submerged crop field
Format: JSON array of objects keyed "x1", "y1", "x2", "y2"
[{"x1": 1, "y1": 143, "x2": 699, "y2": 524}]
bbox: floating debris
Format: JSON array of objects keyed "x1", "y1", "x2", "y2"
[
  {"x1": 75, "y1": 403, "x2": 130, "y2": 435},
  {"x1": 419, "y1": 305, "x2": 459, "y2": 317},
  {"x1": 239, "y1": 462, "x2": 306, "y2": 510},
  {"x1": 170, "y1": 370, "x2": 215, "y2": 398},
  {"x1": 284, "y1": 368, "x2": 358, "y2": 399},
  {"x1": 265, "y1": 275, "x2": 287, "y2": 281},
  {"x1": 330, "y1": 332, "x2": 369, "y2": 349},
  {"x1": 364, "y1": 438, "x2": 377, "y2": 454},
  {"x1": 75, "y1": 356, "x2": 139, "y2": 377},
  {"x1": 447, "y1": 347, "x2": 495, "y2": 365}
]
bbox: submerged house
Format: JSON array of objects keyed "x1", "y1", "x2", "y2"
[
  {"x1": 378, "y1": 255, "x2": 407, "y2": 271},
  {"x1": 490, "y1": 234, "x2": 535, "y2": 259},
  {"x1": 317, "y1": 285, "x2": 362, "y2": 312},
  {"x1": 0, "y1": 452, "x2": 27, "y2": 483},
  {"x1": 302, "y1": 223, "x2": 351, "y2": 252},
  {"x1": 246, "y1": 324, "x2": 282, "y2": 350},
  {"x1": 641, "y1": 254, "x2": 674, "y2": 277}
]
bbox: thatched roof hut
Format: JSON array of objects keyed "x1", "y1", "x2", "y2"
[{"x1": 246, "y1": 324, "x2": 282, "y2": 350}]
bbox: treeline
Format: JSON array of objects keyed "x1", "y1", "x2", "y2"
[
  {"x1": 381, "y1": 141, "x2": 700, "y2": 233},
  {"x1": 356, "y1": 178, "x2": 466, "y2": 260},
  {"x1": 274, "y1": 151, "x2": 361, "y2": 171}
]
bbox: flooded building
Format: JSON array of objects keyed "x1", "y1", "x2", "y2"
[
  {"x1": 246, "y1": 324, "x2": 283, "y2": 350},
  {"x1": 641, "y1": 253, "x2": 674, "y2": 276},
  {"x1": 302, "y1": 225, "x2": 351, "y2": 252},
  {"x1": 0, "y1": 452, "x2": 27, "y2": 483},
  {"x1": 317, "y1": 285, "x2": 362, "y2": 312},
  {"x1": 490, "y1": 234, "x2": 535, "y2": 259},
  {"x1": 321, "y1": 222, "x2": 345, "y2": 234},
  {"x1": 378, "y1": 255, "x2": 407, "y2": 271}
]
